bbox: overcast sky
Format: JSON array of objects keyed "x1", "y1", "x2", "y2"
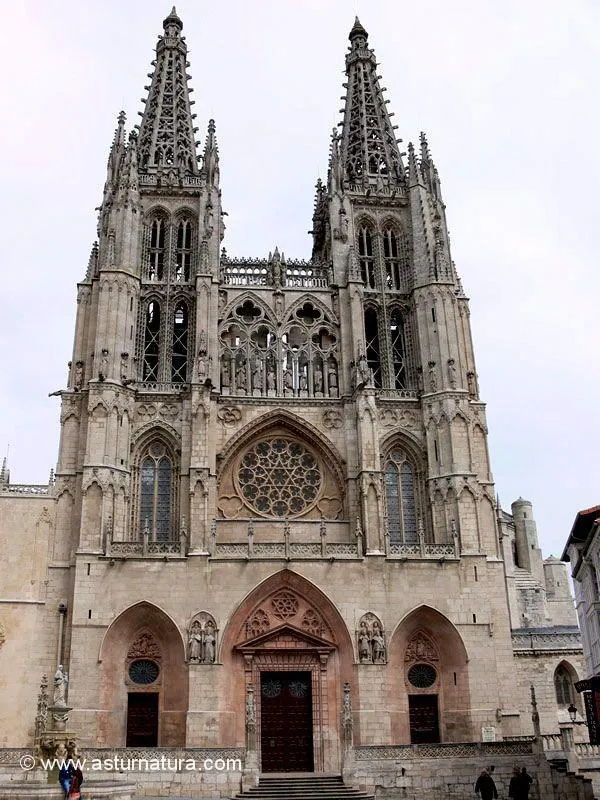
[{"x1": 1, "y1": 0, "x2": 599, "y2": 560}]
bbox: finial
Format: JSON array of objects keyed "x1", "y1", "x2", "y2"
[
  {"x1": 117, "y1": 110, "x2": 126, "y2": 127},
  {"x1": 163, "y1": 6, "x2": 183, "y2": 35},
  {"x1": 349, "y1": 16, "x2": 368, "y2": 41},
  {"x1": 0, "y1": 455, "x2": 8, "y2": 485},
  {"x1": 208, "y1": 118, "x2": 216, "y2": 134}
]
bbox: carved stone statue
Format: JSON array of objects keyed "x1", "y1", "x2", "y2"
[
  {"x1": 467, "y1": 370, "x2": 477, "y2": 399},
  {"x1": 357, "y1": 353, "x2": 371, "y2": 386},
  {"x1": 236, "y1": 362, "x2": 247, "y2": 391},
  {"x1": 204, "y1": 622, "x2": 216, "y2": 664},
  {"x1": 356, "y1": 613, "x2": 387, "y2": 665},
  {"x1": 447, "y1": 358, "x2": 457, "y2": 389},
  {"x1": 299, "y1": 372, "x2": 308, "y2": 391},
  {"x1": 53, "y1": 665, "x2": 68, "y2": 707},
  {"x1": 328, "y1": 361, "x2": 338, "y2": 390},
  {"x1": 197, "y1": 353, "x2": 211, "y2": 382},
  {"x1": 188, "y1": 621, "x2": 202, "y2": 662},
  {"x1": 221, "y1": 358, "x2": 230, "y2": 387},
  {"x1": 74, "y1": 361, "x2": 84, "y2": 391},
  {"x1": 99, "y1": 349, "x2": 109, "y2": 381},
  {"x1": 371, "y1": 621, "x2": 386, "y2": 663},
  {"x1": 198, "y1": 329, "x2": 207, "y2": 355},
  {"x1": 252, "y1": 360, "x2": 262, "y2": 391},
  {"x1": 266, "y1": 367, "x2": 276, "y2": 391},
  {"x1": 428, "y1": 361, "x2": 438, "y2": 392},
  {"x1": 358, "y1": 628, "x2": 371, "y2": 663},
  {"x1": 283, "y1": 369, "x2": 293, "y2": 392},
  {"x1": 313, "y1": 364, "x2": 323, "y2": 393}
]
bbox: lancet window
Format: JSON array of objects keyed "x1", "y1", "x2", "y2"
[
  {"x1": 135, "y1": 441, "x2": 177, "y2": 541},
  {"x1": 138, "y1": 211, "x2": 196, "y2": 385},
  {"x1": 554, "y1": 665, "x2": 575, "y2": 706},
  {"x1": 358, "y1": 225, "x2": 375, "y2": 289},
  {"x1": 356, "y1": 221, "x2": 410, "y2": 293},
  {"x1": 384, "y1": 447, "x2": 418, "y2": 544},
  {"x1": 363, "y1": 305, "x2": 408, "y2": 390},
  {"x1": 219, "y1": 298, "x2": 339, "y2": 398},
  {"x1": 142, "y1": 212, "x2": 197, "y2": 283}
]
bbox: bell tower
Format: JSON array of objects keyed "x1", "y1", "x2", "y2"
[{"x1": 312, "y1": 18, "x2": 498, "y2": 557}]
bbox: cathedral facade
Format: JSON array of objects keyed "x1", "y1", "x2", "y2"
[{"x1": 0, "y1": 9, "x2": 586, "y2": 796}]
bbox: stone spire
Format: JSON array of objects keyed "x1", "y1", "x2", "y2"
[
  {"x1": 137, "y1": 7, "x2": 200, "y2": 174},
  {"x1": 339, "y1": 18, "x2": 405, "y2": 188},
  {"x1": 201, "y1": 119, "x2": 220, "y2": 188}
]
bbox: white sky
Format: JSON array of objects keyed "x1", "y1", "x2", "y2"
[{"x1": 1, "y1": 0, "x2": 599, "y2": 560}]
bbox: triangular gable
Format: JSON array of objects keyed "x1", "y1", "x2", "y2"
[{"x1": 235, "y1": 623, "x2": 335, "y2": 654}]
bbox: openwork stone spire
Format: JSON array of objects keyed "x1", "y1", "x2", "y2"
[
  {"x1": 339, "y1": 18, "x2": 405, "y2": 188},
  {"x1": 137, "y1": 7, "x2": 199, "y2": 174}
]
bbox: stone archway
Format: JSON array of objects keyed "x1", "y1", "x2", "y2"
[
  {"x1": 219, "y1": 571, "x2": 354, "y2": 773},
  {"x1": 388, "y1": 605, "x2": 471, "y2": 743},
  {"x1": 98, "y1": 601, "x2": 188, "y2": 746}
]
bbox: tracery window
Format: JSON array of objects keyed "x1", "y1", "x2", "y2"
[
  {"x1": 383, "y1": 228, "x2": 401, "y2": 290},
  {"x1": 554, "y1": 665, "x2": 574, "y2": 706},
  {"x1": 138, "y1": 212, "x2": 196, "y2": 385},
  {"x1": 148, "y1": 218, "x2": 166, "y2": 282},
  {"x1": 364, "y1": 307, "x2": 382, "y2": 388},
  {"x1": 139, "y1": 442, "x2": 174, "y2": 541},
  {"x1": 236, "y1": 437, "x2": 322, "y2": 518},
  {"x1": 385, "y1": 448, "x2": 417, "y2": 543},
  {"x1": 143, "y1": 301, "x2": 161, "y2": 382},
  {"x1": 390, "y1": 309, "x2": 407, "y2": 389},
  {"x1": 171, "y1": 301, "x2": 188, "y2": 382},
  {"x1": 220, "y1": 298, "x2": 339, "y2": 397},
  {"x1": 358, "y1": 225, "x2": 376, "y2": 289}
]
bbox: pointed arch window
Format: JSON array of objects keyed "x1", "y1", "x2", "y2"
[
  {"x1": 148, "y1": 219, "x2": 166, "y2": 281},
  {"x1": 143, "y1": 301, "x2": 161, "y2": 382},
  {"x1": 390, "y1": 309, "x2": 407, "y2": 389},
  {"x1": 171, "y1": 301, "x2": 188, "y2": 383},
  {"x1": 554, "y1": 665, "x2": 575, "y2": 706},
  {"x1": 383, "y1": 228, "x2": 401, "y2": 290},
  {"x1": 364, "y1": 308, "x2": 382, "y2": 388},
  {"x1": 385, "y1": 448, "x2": 417, "y2": 543},
  {"x1": 358, "y1": 225, "x2": 376, "y2": 289},
  {"x1": 139, "y1": 443, "x2": 173, "y2": 541},
  {"x1": 175, "y1": 219, "x2": 192, "y2": 281}
]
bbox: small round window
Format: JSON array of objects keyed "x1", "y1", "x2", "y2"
[
  {"x1": 407, "y1": 663, "x2": 437, "y2": 689},
  {"x1": 128, "y1": 659, "x2": 160, "y2": 685}
]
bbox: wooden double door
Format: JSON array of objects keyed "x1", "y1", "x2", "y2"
[
  {"x1": 408, "y1": 694, "x2": 440, "y2": 743},
  {"x1": 260, "y1": 671, "x2": 314, "y2": 772},
  {"x1": 126, "y1": 692, "x2": 159, "y2": 746}
]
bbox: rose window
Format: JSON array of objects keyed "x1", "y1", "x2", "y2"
[
  {"x1": 236, "y1": 438, "x2": 322, "y2": 517},
  {"x1": 128, "y1": 659, "x2": 160, "y2": 685},
  {"x1": 271, "y1": 591, "x2": 299, "y2": 620},
  {"x1": 407, "y1": 663, "x2": 437, "y2": 689}
]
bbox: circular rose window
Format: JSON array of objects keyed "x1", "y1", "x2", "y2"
[
  {"x1": 236, "y1": 438, "x2": 322, "y2": 518},
  {"x1": 407, "y1": 663, "x2": 437, "y2": 689},
  {"x1": 128, "y1": 659, "x2": 160, "y2": 685}
]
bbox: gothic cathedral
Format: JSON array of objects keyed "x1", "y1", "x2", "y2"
[{"x1": 0, "y1": 9, "x2": 584, "y2": 798}]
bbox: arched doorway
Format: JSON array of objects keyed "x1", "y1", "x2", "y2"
[
  {"x1": 219, "y1": 571, "x2": 354, "y2": 773},
  {"x1": 98, "y1": 601, "x2": 188, "y2": 746},
  {"x1": 388, "y1": 605, "x2": 471, "y2": 743}
]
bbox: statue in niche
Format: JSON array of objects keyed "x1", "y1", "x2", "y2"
[
  {"x1": 283, "y1": 369, "x2": 293, "y2": 392},
  {"x1": 197, "y1": 353, "x2": 212, "y2": 382},
  {"x1": 236, "y1": 362, "x2": 247, "y2": 391},
  {"x1": 467, "y1": 371, "x2": 477, "y2": 399},
  {"x1": 266, "y1": 367, "x2": 276, "y2": 391},
  {"x1": 221, "y1": 358, "x2": 230, "y2": 387},
  {"x1": 74, "y1": 361, "x2": 84, "y2": 391},
  {"x1": 252, "y1": 360, "x2": 262, "y2": 391},
  {"x1": 53, "y1": 665, "x2": 68, "y2": 706},
  {"x1": 328, "y1": 361, "x2": 338, "y2": 390},
  {"x1": 371, "y1": 620, "x2": 386, "y2": 663},
  {"x1": 356, "y1": 613, "x2": 387, "y2": 665},
  {"x1": 198, "y1": 330, "x2": 207, "y2": 355},
  {"x1": 99, "y1": 349, "x2": 109, "y2": 381},
  {"x1": 188, "y1": 614, "x2": 217, "y2": 664},
  {"x1": 416, "y1": 365, "x2": 424, "y2": 394},
  {"x1": 120, "y1": 352, "x2": 129, "y2": 383},
  {"x1": 313, "y1": 364, "x2": 323, "y2": 393},
  {"x1": 447, "y1": 358, "x2": 457, "y2": 389},
  {"x1": 428, "y1": 361, "x2": 438, "y2": 392},
  {"x1": 357, "y1": 352, "x2": 372, "y2": 387},
  {"x1": 299, "y1": 371, "x2": 308, "y2": 392},
  {"x1": 188, "y1": 621, "x2": 203, "y2": 662}
]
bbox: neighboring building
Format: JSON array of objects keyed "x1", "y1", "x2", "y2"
[{"x1": 0, "y1": 8, "x2": 586, "y2": 790}]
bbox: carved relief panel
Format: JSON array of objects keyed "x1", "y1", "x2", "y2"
[
  {"x1": 356, "y1": 612, "x2": 387, "y2": 664},
  {"x1": 187, "y1": 612, "x2": 217, "y2": 664}
]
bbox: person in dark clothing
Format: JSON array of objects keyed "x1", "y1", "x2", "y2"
[
  {"x1": 58, "y1": 763, "x2": 74, "y2": 798},
  {"x1": 475, "y1": 768, "x2": 498, "y2": 800},
  {"x1": 509, "y1": 766, "x2": 522, "y2": 799},
  {"x1": 520, "y1": 767, "x2": 533, "y2": 800},
  {"x1": 69, "y1": 766, "x2": 84, "y2": 799}
]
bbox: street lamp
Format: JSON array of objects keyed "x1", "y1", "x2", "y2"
[{"x1": 568, "y1": 703, "x2": 578, "y2": 723}]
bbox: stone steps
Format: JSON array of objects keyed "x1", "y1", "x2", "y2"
[{"x1": 231, "y1": 774, "x2": 374, "y2": 800}]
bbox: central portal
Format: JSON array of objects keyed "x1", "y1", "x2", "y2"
[{"x1": 260, "y1": 671, "x2": 314, "y2": 772}]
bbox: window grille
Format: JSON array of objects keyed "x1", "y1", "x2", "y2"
[{"x1": 385, "y1": 448, "x2": 417, "y2": 543}]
